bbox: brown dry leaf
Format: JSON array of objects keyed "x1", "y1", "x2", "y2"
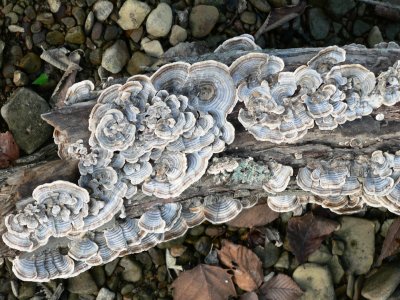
[
  {"x1": 227, "y1": 203, "x2": 279, "y2": 228},
  {"x1": 0, "y1": 131, "x2": 20, "y2": 168},
  {"x1": 240, "y1": 292, "x2": 259, "y2": 300},
  {"x1": 172, "y1": 264, "x2": 236, "y2": 300},
  {"x1": 218, "y1": 240, "x2": 263, "y2": 292},
  {"x1": 377, "y1": 218, "x2": 400, "y2": 265},
  {"x1": 258, "y1": 274, "x2": 303, "y2": 300},
  {"x1": 287, "y1": 212, "x2": 339, "y2": 263}
]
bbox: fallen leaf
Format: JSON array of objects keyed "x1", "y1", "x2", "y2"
[
  {"x1": 0, "y1": 131, "x2": 20, "y2": 168},
  {"x1": 172, "y1": 264, "x2": 236, "y2": 300},
  {"x1": 287, "y1": 212, "x2": 339, "y2": 263},
  {"x1": 240, "y1": 292, "x2": 259, "y2": 300},
  {"x1": 258, "y1": 274, "x2": 303, "y2": 300},
  {"x1": 218, "y1": 240, "x2": 263, "y2": 292},
  {"x1": 227, "y1": 203, "x2": 279, "y2": 228},
  {"x1": 166, "y1": 249, "x2": 183, "y2": 273},
  {"x1": 377, "y1": 218, "x2": 400, "y2": 265}
]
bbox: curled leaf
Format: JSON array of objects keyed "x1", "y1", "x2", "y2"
[
  {"x1": 287, "y1": 212, "x2": 339, "y2": 263},
  {"x1": 377, "y1": 218, "x2": 400, "y2": 265},
  {"x1": 218, "y1": 240, "x2": 263, "y2": 292}
]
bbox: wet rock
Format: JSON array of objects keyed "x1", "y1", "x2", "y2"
[
  {"x1": 190, "y1": 225, "x2": 205, "y2": 236},
  {"x1": 84, "y1": 11, "x2": 94, "y2": 33},
  {"x1": 67, "y1": 271, "x2": 99, "y2": 294},
  {"x1": 101, "y1": 39, "x2": 129, "y2": 73},
  {"x1": 96, "y1": 287, "x2": 115, "y2": 300},
  {"x1": 240, "y1": 11, "x2": 257, "y2": 25},
  {"x1": 328, "y1": 255, "x2": 344, "y2": 284},
  {"x1": 274, "y1": 251, "x2": 290, "y2": 269},
  {"x1": 254, "y1": 244, "x2": 280, "y2": 268},
  {"x1": 129, "y1": 26, "x2": 143, "y2": 42},
  {"x1": 18, "y1": 52, "x2": 41, "y2": 74},
  {"x1": 117, "y1": 0, "x2": 151, "y2": 30},
  {"x1": 326, "y1": 0, "x2": 356, "y2": 17},
  {"x1": 104, "y1": 25, "x2": 120, "y2": 41},
  {"x1": 13, "y1": 70, "x2": 29, "y2": 86},
  {"x1": 352, "y1": 19, "x2": 371, "y2": 37},
  {"x1": 91, "y1": 22, "x2": 103, "y2": 40},
  {"x1": 0, "y1": 40, "x2": 5, "y2": 68},
  {"x1": 308, "y1": 8, "x2": 330, "y2": 40},
  {"x1": 105, "y1": 259, "x2": 119, "y2": 277},
  {"x1": 24, "y1": 6, "x2": 36, "y2": 20},
  {"x1": 368, "y1": 26, "x2": 384, "y2": 48},
  {"x1": 189, "y1": 5, "x2": 219, "y2": 38},
  {"x1": 141, "y1": 39, "x2": 164, "y2": 58},
  {"x1": 46, "y1": 30, "x2": 65, "y2": 45},
  {"x1": 268, "y1": 0, "x2": 287, "y2": 7},
  {"x1": 91, "y1": 266, "x2": 106, "y2": 287},
  {"x1": 72, "y1": 7, "x2": 86, "y2": 25},
  {"x1": 308, "y1": 245, "x2": 332, "y2": 264},
  {"x1": 18, "y1": 282, "x2": 35, "y2": 300},
  {"x1": 149, "y1": 248, "x2": 164, "y2": 266},
  {"x1": 293, "y1": 263, "x2": 335, "y2": 300},
  {"x1": 1, "y1": 88, "x2": 52, "y2": 154},
  {"x1": 194, "y1": 236, "x2": 212, "y2": 256},
  {"x1": 146, "y1": 3, "x2": 173, "y2": 37},
  {"x1": 170, "y1": 245, "x2": 187, "y2": 257},
  {"x1": 120, "y1": 257, "x2": 143, "y2": 283},
  {"x1": 62, "y1": 17, "x2": 76, "y2": 28},
  {"x1": 36, "y1": 12, "x2": 54, "y2": 25},
  {"x1": 249, "y1": 0, "x2": 271, "y2": 12},
  {"x1": 334, "y1": 216, "x2": 375, "y2": 275},
  {"x1": 126, "y1": 51, "x2": 154, "y2": 75},
  {"x1": 93, "y1": 1, "x2": 113, "y2": 21},
  {"x1": 169, "y1": 25, "x2": 187, "y2": 46},
  {"x1": 361, "y1": 265, "x2": 400, "y2": 300},
  {"x1": 65, "y1": 26, "x2": 86, "y2": 44},
  {"x1": 136, "y1": 252, "x2": 153, "y2": 270},
  {"x1": 47, "y1": 0, "x2": 61, "y2": 13},
  {"x1": 121, "y1": 284, "x2": 135, "y2": 296}
]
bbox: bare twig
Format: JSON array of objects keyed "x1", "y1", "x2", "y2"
[{"x1": 358, "y1": 0, "x2": 400, "y2": 10}]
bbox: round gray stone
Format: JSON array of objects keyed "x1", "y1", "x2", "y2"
[
  {"x1": 101, "y1": 39, "x2": 129, "y2": 73},
  {"x1": 117, "y1": 0, "x2": 151, "y2": 30},
  {"x1": 93, "y1": 1, "x2": 113, "y2": 22},
  {"x1": 189, "y1": 5, "x2": 219, "y2": 38},
  {"x1": 293, "y1": 263, "x2": 335, "y2": 300},
  {"x1": 146, "y1": 3, "x2": 173, "y2": 37},
  {"x1": 308, "y1": 8, "x2": 330, "y2": 40}
]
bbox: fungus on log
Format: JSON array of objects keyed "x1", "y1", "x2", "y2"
[{"x1": 1, "y1": 35, "x2": 400, "y2": 281}]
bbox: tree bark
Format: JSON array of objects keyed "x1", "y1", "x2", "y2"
[{"x1": 1, "y1": 46, "x2": 400, "y2": 258}]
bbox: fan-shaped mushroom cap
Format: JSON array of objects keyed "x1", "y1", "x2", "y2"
[
  {"x1": 68, "y1": 238, "x2": 99, "y2": 261},
  {"x1": 64, "y1": 80, "x2": 95, "y2": 106},
  {"x1": 214, "y1": 34, "x2": 261, "y2": 53},
  {"x1": 203, "y1": 195, "x2": 242, "y2": 223},
  {"x1": 263, "y1": 162, "x2": 293, "y2": 193},
  {"x1": 13, "y1": 249, "x2": 75, "y2": 282},
  {"x1": 267, "y1": 195, "x2": 300, "y2": 212},
  {"x1": 307, "y1": 46, "x2": 346, "y2": 73},
  {"x1": 138, "y1": 203, "x2": 181, "y2": 233}
]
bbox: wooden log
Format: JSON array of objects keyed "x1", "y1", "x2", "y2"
[{"x1": 1, "y1": 46, "x2": 400, "y2": 258}]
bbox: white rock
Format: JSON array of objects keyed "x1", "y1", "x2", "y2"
[
  {"x1": 93, "y1": 1, "x2": 114, "y2": 22},
  {"x1": 146, "y1": 3, "x2": 173, "y2": 37},
  {"x1": 142, "y1": 39, "x2": 164, "y2": 58},
  {"x1": 117, "y1": 0, "x2": 151, "y2": 30},
  {"x1": 169, "y1": 25, "x2": 187, "y2": 46}
]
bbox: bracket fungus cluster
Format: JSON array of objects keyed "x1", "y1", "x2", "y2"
[
  {"x1": 4, "y1": 35, "x2": 400, "y2": 281},
  {"x1": 232, "y1": 44, "x2": 400, "y2": 143}
]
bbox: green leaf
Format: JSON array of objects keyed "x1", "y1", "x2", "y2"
[{"x1": 32, "y1": 73, "x2": 49, "y2": 85}]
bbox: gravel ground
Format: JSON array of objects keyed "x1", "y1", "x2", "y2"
[{"x1": 1, "y1": 0, "x2": 400, "y2": 299}]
